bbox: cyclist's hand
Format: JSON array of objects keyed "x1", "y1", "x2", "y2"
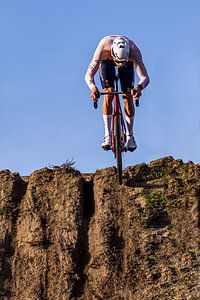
[
  {"x1": 90, "y1": 86, "x2": 100, "y2": 102},
  {"x1": 131, "y1": 85, "x2": 142, "y2": 100}
]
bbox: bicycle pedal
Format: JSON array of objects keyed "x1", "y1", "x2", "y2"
[
  {"x1": 127, "y1": 147, "x2": 137, "y2": 152},
  {"x1": 102, "y1": 145, "x2": 111, "y2": 151}
]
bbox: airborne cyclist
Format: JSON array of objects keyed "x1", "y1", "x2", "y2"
[{"x1": 85, "y1": 35, "x2": 150, "y2": 151}]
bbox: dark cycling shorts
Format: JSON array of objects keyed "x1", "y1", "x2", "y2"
[{"x1": 99, "y1": 60, "x2": 134, "y2": 92}]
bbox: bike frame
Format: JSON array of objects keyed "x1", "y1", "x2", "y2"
[
  {"x1": 111, "y1": 77, "x2": 127, "y2": 155},
  {"x1": 93, "y1": 73, "x2": 139, "y2": 184}
]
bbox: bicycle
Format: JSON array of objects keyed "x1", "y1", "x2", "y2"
[{"x1": 93, "y1": 75, "x2": 139, "y2": 185}]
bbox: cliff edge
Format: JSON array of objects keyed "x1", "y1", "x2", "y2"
[{"x1": 0, "y1": 156, "x2": 200, "y2": 299}]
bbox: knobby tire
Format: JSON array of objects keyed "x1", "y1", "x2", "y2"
[{"x1": 115, "y1": 115, "x2": 123, "y2": 184}]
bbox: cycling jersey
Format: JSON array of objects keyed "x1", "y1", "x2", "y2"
[{"x1": 85, "y1": 35, "x2": 150, "y2": 90}]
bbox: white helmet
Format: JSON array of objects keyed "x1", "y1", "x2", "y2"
[{"x1": 111, "y1": 37, "x2": 130, "y2": 62}]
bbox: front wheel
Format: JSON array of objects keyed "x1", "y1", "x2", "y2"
[{"x1": 114, "y1": 115, "x2": 122, "y2": 184}]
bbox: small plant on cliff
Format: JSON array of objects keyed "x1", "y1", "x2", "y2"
[
  {"x1": 146, "y1": 191, "x2": 166, "y2": 210},
  {"x1": 49, "y1": 158, "x2": 79, "y2": 173},
  {"x1": 132, "y1": 192, "x2": 167, "y2": 227},
  {"x1": 145, "y1": 191, "x2": 168, "y2": 227}
]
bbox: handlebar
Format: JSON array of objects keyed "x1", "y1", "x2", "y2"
[
  {"x1": 93, "y1": 91, "x2": 139, "y2": 109},
  {"x1": 100, "y1": 92, "x2": 126, "y2": 95}
]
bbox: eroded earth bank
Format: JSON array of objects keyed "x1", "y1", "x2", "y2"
[{"x1": 0, "y1": 157, "x2": 200, "y2": 299}]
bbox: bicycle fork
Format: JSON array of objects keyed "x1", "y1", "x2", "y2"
[{"x1": 111, "y1": 95, "x2": 127, "y2": 154}]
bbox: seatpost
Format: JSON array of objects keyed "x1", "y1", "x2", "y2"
[
  {"x1": 114, "y1": 75, "x2": 119, "y2": 92},
  {"x1": 113, "y1": 72, "x2": 120, "y2": 115},
  {"x1": 114, "y1": 68, "x2": 119, "y2": 92}
]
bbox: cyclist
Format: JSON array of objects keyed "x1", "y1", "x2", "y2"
[{"x1": 85, "y1": 35, "x2": 150, "y2": 151}]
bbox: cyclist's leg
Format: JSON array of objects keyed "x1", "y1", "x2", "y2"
[
  {"x1": 99, "y1": 60, "x2": 115, "y2": 115},
  {"x1": 99, "y1": 61, "x2": 115, "y2": 149},
  {"x1": 119, "y1": 62, "x2": 137, "y2": 151},
  {"x1": 118, "y1": 61, "x2": 134, "y2": 118}
]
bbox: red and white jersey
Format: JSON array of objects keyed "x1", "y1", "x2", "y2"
[{"x1": 85, "y1": 35, "x2": 150, "y2": 90}]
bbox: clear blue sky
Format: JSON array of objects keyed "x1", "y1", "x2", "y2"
[{"x1": 1, "y1": 0, "x2": 200, "y2": 175}]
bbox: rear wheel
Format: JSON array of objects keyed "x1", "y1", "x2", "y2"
[{"x1": 115, "y1": 115, "x2": 122, "y2": 184}]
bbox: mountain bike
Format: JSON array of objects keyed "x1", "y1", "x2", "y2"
[{"x1": 94, "y1": 75, "x2": 139, "y2": 184}]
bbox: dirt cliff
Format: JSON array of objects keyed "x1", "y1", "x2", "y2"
[{"x1": 0, "y1": 156, "x2": 199, "y2": 300}]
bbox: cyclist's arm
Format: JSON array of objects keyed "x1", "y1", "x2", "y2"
[
  {"x1": 85, "y1": 40, "x2": 104, "y2": 90},
  {"x1": 131, "y1": 45, "x2": 150, "y2": 89},
  {"x1": 85, "y1": 59, "x2": 100, "y2": 90}
]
